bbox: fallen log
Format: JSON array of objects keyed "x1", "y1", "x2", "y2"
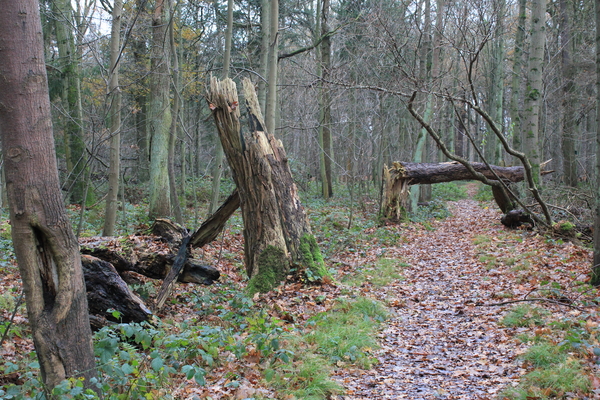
[
  {"x1": 385, "y1": 161, "x2": 549, "y2": 186},
  {"x1": 81, "y1": 255, "x2": 152, "y2": 326},
  {"x1": 380, "y1": 161, "x2": 552, "y2": 222},
  {"x1": 154, "y1": 234, "x2": 191, "y2": 312},
  {"x1": 80, "y1": 245, "x2": 220, "y2": 285}
]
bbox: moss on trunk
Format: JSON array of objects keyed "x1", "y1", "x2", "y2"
[
  {"x1": 299, "y1": 234, "x2": 329, "y2": 282},
  {"x1": 247, "y1": 246, "x2": 289, "y2": 294}
]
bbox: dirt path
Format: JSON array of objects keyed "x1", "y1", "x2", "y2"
[{"x1": 335, "y1": 198, "x2": 524, "y2": 399}]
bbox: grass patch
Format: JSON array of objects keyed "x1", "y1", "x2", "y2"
[
  {"x1": 473, "y1": 234, "x2": 492, "y2": 245},
  {"x1": 501, "y1": 359, "x2": 590, "y2": 399},
  {"x1": 500, "y1": 304, "x2": 549, "y2": 327},
  {"x1": 305, "y1": 297, "x2": 387, "y2": 369},
  {"x1": 521, "y1": 342, "x2": 567, "y2": 367},
  {"x1": 344, "y1": 258, "x2": 406, "y2": 287}
]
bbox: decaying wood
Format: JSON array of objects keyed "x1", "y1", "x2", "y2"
[
  {"x1": 208, "y1": 77, "x2": 288, "y2": 280},
  {"x1": 154, "y1": 234, "x2": 191, "y2": 312},
  {"x1": 81, "y1": 255, "x2": 152, "y2": 326},
  {"x1": 385, "y1": 161, "x2": 548, "y2": 186},
  {"x1": 206, "y1": 77, "x2": 325, "y2": 291},
  {"x1": 501, "y1": 209, "x2": 534, "y2": 228},
  {"x1": 190, "y1": 189, "x2": 240, "y2": 248},
  {"x1": 80, "y1": 245, "x2": 220, "y2": 285}
]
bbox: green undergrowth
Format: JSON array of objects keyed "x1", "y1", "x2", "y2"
[
  {"x1": 267, "y1": 296, "x2": 387, "y2": 399},
  {"x1": 499, "y1": 304, "x2": 599, "y2": 399},
  {"x1": 0, "y1": 284, "x2": 388, "y2": 400},
  {"x1": 432, "y1": 182, "x2": 468, "y2": 201}
]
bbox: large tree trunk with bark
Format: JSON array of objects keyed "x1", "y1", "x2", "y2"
[
  {"x1": 207, "y1": 77, "x2": 327, "y2": 293},
  {"x1": 0, "y1": 0, "x2": 97, "y2": 390},
  {"x1": 148, "y1": 0, "x2": 172, "y2": 219},
  {"x1": 380, "y1": 161, "x2": 551, "y2": 221}
]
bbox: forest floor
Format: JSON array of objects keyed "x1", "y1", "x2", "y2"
[
  {"x1": 0, "y1": 183, "x2": 599, "y2": 399},
  {"x1": 331, "y1": 185, "x2": 598, "y2": 399}
]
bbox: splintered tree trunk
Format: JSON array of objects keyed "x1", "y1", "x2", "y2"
[
  {"x1": 0, "y1": 0, "x2": 97, "y2": 390},
  {"x1": 207, "y1": 77, "x2": 327, "y2": 292}
]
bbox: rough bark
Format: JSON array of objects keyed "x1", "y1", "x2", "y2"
[
  {"x1": 384, "y1": 161, "x2": 542, "y2": 185},
  {"x1": 207, "y1": 77, "x2": 327, "y2": 292},
  {"x1": 0, "y1": 0, "x2": 97, "y2": 389},
  {"x1": 81, "y1": 255, "x2": 152, "y2": 325},
  {"x1": 80, "y1": 219, "x2": 221, "y2": 286}
]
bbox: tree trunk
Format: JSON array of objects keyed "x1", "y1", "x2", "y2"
[
  {"x1": 258, "y1": 0, "x2": 270, "y2": 111},
  {"x1": 592, "y1": 0, "x2": 600, "y2": 285},
  {"x1": 52, "y1": 0, "x2": 89, "y2": 205},
  {"x1": 410, "y1": 0, "x2": 433, "y2": 211},
  {"x1": 207, "y1": 78, "x2": 327, "y2": 292},
  {"x1": 524, "y1": 0, "x2": 546, "y2": 185},
  {"x1": 510, "y1": 0, "x2": 527, "y2": 154},
  {"x1": 167, "y1": 1, "x2": 184, "y2": 225},
  {"x1": 265, "y1": 0, "x2": 279, "y2": 134},
  {"x1": 81, "y1": 255, "x2": 152, "y2": 325},
  {"x1": 0, "y1": 0, "x2": 97, "y2": 390},
  {"x1": 190, "y1": 190, "x2": 240, "y2": 247},
  {"x1": 103, "y1": 0, "x2": 124, "y2": 236},
  {"x1": 133, "y1": 0, "x2": 150, "y2": 183},
  {"x1": 148, "y1": 0, "x2": 172, "y2": 219},
  {"x1": 559, "y1": 0, "x2": 578, "y2": 187},
  {"x1": 318, "y1": 0, "x2": 333, "y2": 198},
  {"x1": 209, "y1": 0, "x2": 235, "y2": 215}
]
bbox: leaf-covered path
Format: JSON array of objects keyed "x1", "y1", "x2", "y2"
[{"x1": 335, "y1": 197, "x2": 526, "y2": 399}]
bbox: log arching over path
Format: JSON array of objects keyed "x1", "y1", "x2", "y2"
[
  {"x1": 206, "y1": 77, "x2": 327, "y2": 293},
  {"x1": 380, "y1": 161, "x2": 552, "y2": 221},
  {"x1": 387, "y1": 161, "x2": 537, "y2": 185}
]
